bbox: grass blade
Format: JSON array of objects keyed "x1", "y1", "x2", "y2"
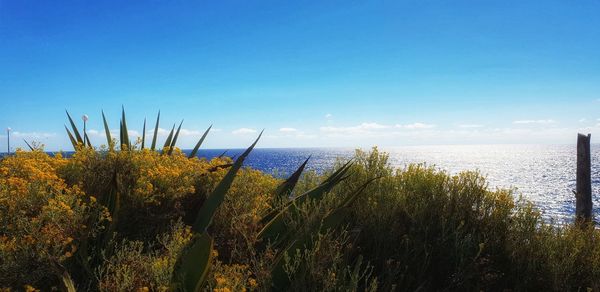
[
  {"x1": 168, "y1": 120, "x2": 183, "y2": 155},
  {"x1": 151, "y1": 111, "x2": 160, "y2": 151},
  {"x1": 189, "y1": 125, "x2": 212, "y2": 158},
  {"x1": 192, "y1": 131, "x2": 263, "y2": 233},
  {"x1": 65, "y1": 110, "x2": 83, "y2": 144},
  {"x1": 102, "y1": 110, "x2": 113, "y2": 150},
  {"x1": 171, "y1": 232, "x2": 214, "y2": 291},
  {"x1": 141, "y1": 118, "x2": 146, "y2": 150}
]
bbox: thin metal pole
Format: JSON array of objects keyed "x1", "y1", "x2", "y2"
[{"x1": 6, "y1": 128, "x2": 10, "y2": 155}]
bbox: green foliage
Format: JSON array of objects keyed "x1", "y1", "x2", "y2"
[{"x1": 8, "y1": 126, "x2": 600, "y2": 292}]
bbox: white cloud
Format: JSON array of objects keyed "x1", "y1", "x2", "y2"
[
  {"x1": 10, "y1": 131, "x2": 57, "y2": 139},
  {"x1": 320, "y1": 122, "x2": 391, "y2": 135},
  {"x1": 279, "y1": 127, "x2": 298, "y2": 133},
  {"x1": 579, "y1": 118, "x2": 587, "y2": 123},
  {"x1": 127, "y1": 130, "x2": 140, "y2": 137},
  {"x1": 325, "y1": 113, "x2": 333, "y2": 119},
  {"x1": 395, "y1": 122, "x2": 436, "y2": 129},
  {"x1": 232, "y1": 128, "x2": 257, "y2": 135},
  {"x1": 513, "y1": 119, "x2": 556, "y2": 125},
  {"x1": 178, "y1": 129, "x2": 202, "y2": 136},
  {"x1": 458, "y1": 124, "x2": 484, "y2": 128}
]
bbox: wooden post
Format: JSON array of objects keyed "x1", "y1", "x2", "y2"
[{"x1": 576, "y1": 133, "x2": 592, "y2": 222}]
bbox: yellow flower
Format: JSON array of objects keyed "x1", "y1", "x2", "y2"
[
  {"x1": 216, "y1": 276, "x2": 227, "y2": 285},
  {"x1": 248, "y1": 278, "x2": 257, "y2": 288}
]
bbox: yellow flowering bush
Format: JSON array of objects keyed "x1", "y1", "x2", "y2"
[
  {"x1": 0, "y1": 150, "x2": 108, "y2": 287},
  {"x1": 208, "y1": 167, "x2": 278, "y2": 263},
  {"x1": 60, "y1": 148, "x2": 233, "y2": 240}
]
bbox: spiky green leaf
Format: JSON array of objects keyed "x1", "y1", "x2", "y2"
[
  {"x1": 171, "y1": 232, "x2": 214, "y2": 292},
  {"x1": 218, "y1": 150, "x2": 228, "y2": 158},
  {"x1": 102, "y1": 110, "x2": 113, "y2": 150},
  {"x1": 192, "y1": 131, "x2": 263, "y2": 233},
  {"x1": 275, "y1": 156, "x2": 310, "y2": 200},
  {"x1": 141, "y1": 118, "x2": 146, "y2": 150},
  {"x1": 65, "y1": 126, "x2": 78, "y2": 150},
  {"x1": 161, "y1": 124, "x2": 175, "y2": 155},
  {"x1": 23, "y1": 139, "x2": 34, "y2": 151},
  {"x1": 168, "y1": 120, "x2": 184, "y2": 155},
  {"x1": 189, "y1": 125, "x2": 212, "y2": 159},
  {"x1": 65, "y1": 110, "x2": 83, "y2": 144},
  {"x1": 121, "y1": 106, "x2": 130, "y2": 149},
  {"x1": 257, "y1": 161, "x2": 353, "y2": 247},
  {"x1": 270, "y1": 177, "x2": 377, "y2": 290},
  {"x1": 151, "y1": 111, "x2": 160, "y2": 151}
]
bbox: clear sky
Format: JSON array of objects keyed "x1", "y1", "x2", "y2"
[{"x1": 1, "y1": 0, "x2": 599, "y2": 151}]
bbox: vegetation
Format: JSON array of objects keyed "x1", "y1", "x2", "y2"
[{"x1": 2, "y1": 110, "x2": 600, "y2": 291}]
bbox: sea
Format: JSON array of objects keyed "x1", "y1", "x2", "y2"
[
  {"x1": 3, "y1": 144, "x2": 599, "y2": 224},
  {"x1": 187, "y1": 145, "x2": 600, "y2": 224}
]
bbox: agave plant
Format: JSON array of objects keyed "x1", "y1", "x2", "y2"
[
  {"x1": 255, "y1": 159, "x2": 380, "y2": 290},
  {"x1": 66, "y1": 108, "x2": 212, "y2": 156},
  {"x1": 62, "y1": 108, "x2": 373, "y2": 291}
]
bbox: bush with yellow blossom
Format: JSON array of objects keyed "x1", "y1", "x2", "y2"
[{"x1": 0, "y1": 150, "x2": 109, "y2": 288}]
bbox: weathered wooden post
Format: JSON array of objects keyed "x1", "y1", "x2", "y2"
[{"x1": 575, "y1": 133, "x2": 592, "y2": 222}]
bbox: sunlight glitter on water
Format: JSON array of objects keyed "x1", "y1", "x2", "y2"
[{"x1": 193, "y1": 144, "x2": 599, "y2": 224}]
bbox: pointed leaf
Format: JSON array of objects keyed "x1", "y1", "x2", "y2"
[
  {"x1": 192, "y1": 131, "x2": 263, "y2": 233},
  {"x1": 61, "y1": 270, "x2": 77, "y2": 292},
  {"x1": 102, "y1": 110, "x2": 113, "y2": 150},
  {"x1": 168, "y1": 120, "x2": 184, "y2": 155},
  {"x1": 119, "y1": 121, "x2": 124, "y2": 150},
  {"x1": 151, "y1": 111, "x2": 160, "y2": 151},
  {"x1": 161, "y1": 124, "x2": 175, "y2": 155},
  {"x1": 218, "y1": 150, "x2": 228, "y2": 159},
  {"x1": 258, "y1": 161, "x2": 353, "y2": 247},
  {"x1": 275, "y1": 156, "x2": 310, "y2": 200},
  {"x1": 189, "y1": 125, "x2": 212, "y2": 158},
  {"x1": 270, "y1": 177, "x2": 378, "y2": 290},
  {"x1": 66, "y1": 110, "x2": 83, "y2": 144},
  {"x1": 171, "y1": 232, "x2": 214, "y2": 292},
  {"x1": 141, "y1": 118, "x2": 146, "y2": 150},
  {"x1": 65, "y1": 126, "x2": 78, "y2": 150},
  {"x1": 260, "y1": 156, "x2": 311, "y2": 224},
  {"x1": 23, "y1": 139, "x2": 34, "y2": 151},
  {"x1": 121, "y1": 106, "x2": 130, "y2": 149},
  {"x1": 84, "y1": 132, "x2": 92, "y2": 148}
]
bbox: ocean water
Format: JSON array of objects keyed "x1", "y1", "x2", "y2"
[
  {"x1": 3, "y1": 144, "x2": 598, "y2": 223},
  {"x1": 189, "y1": 144, "x2": 600, "y2": 224}
]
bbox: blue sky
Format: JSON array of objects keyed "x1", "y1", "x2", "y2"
[{"x1": 1, "y1": 0, "x2": 599, "y2": 151}]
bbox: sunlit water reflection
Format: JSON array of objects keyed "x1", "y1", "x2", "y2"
[{"x1": 191, "y1": 144, "x2": 600, "y2": 224}]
